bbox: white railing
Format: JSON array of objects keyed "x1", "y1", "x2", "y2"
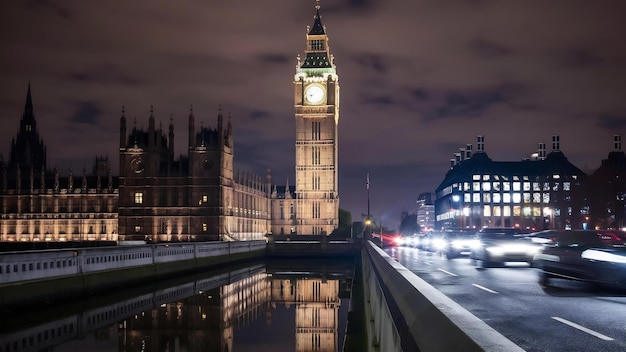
[{"x1": 0, "y1": 240, "x2": 266, "y2": 284}]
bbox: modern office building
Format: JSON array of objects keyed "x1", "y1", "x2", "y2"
[
  {"x1": 416, "y1": 192, "x2": 435, "y2": 232},
  {"x1": 435, "y1": 135, "x2": 588, "y2": 231}
]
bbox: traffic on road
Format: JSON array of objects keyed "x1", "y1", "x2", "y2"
[{"x1": 386, "y1": 229, "x2": 626, "y2": 352}]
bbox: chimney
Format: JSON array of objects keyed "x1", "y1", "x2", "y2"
[
  {"x1": 477, "y1": 135, "x2": 484, "y2": 152},
  {"x1": 538, "y1": 142, "x2": 546, "y2": 160},
  {"x1": 465, "y1": 144, "x2": 473, "y2": 159},
  {"x1": 614, "y1": 135, "x2": 621, "y2": 151},
  {"x1": 552, "y1": 135, "x2": 560, "y2": 151}
]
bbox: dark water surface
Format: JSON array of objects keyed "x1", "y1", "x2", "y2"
[{"x1": 0, "y1": 259, "x2": 355, "y2": 352}]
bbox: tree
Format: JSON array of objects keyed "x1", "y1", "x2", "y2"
[
  {"x1": 399, "y1": 213, "x2": 420, "y2": 237},
  {"x1": 330, "y1": 208, "x2": 352, "y2": 238}
]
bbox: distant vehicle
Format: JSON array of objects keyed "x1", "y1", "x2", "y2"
[
  {"x1": 534, "y1": 230, "x2": 626, "y2": 289},
  {"x1": 371, "y1": 232, "x2": 402, "y2": 247},
  {"x1": 431, "y1": 229, "x2": 481, "y2": 259},
  {"x1": 397, "y1": 234, "x2": 421, "y2": 247},
  {"x1": 470, "y1": 228, "x2": 540, "y2": 268}
]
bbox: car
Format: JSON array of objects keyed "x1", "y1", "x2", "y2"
[
  {"x1": 470, "y1": 228, "x2": 540, "y2": 268},
  {"x1": 398, "y1": 234, "x2": 421, "y2": 247},
  {"x1": 534, "y1": 230, "x2": 626, "y2": 289},
  {"x1": 430, "y1": 229, "x2": 480, "y2": 258}
]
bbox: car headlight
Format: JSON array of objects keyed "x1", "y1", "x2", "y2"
[
  {"x1": 432, "y1": 239, "x2": 447, "y2": 250},
  {"x1": 581, "y1": 249, "x2": 626, "y2": 264},
  {"x1": 469, "y1": 239, "x2": 482, "y2": 249}
]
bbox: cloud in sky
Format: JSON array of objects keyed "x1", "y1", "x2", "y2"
[{"x1": 1, "y1": 0, "x2": 626, "y2": 225}]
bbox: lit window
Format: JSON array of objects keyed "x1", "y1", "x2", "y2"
[
  {"x1": 523, "y1": 182, "x2": 530, "y2": 191},
  {"x1": 473, "y1": 193, "x2": 480, "y2": 202},
  {"x1": 202, "y1": 223, "x2": 207, "y2": 232},
  {"x1": 482, "y1": 182, "x2": 491, "y2": 191},
  {"x1": 533, "y1": 193, "x2": 541, "y2": 203},
  {"x1": 503, "y1": 182, "x2": 511, "y2": 191},
  {"x1": 513, "y1": 182, "x2": 521, "y2": 191},
  {"x1": 494, "y1": 206, "x2": 501, "y2": 216},
  {"x1": 552, "y1": 183, "x2": 559, "y2": 191},
  {"x1": 134, "y1": 225, "x2": 141, "y2": 233},
  {"x1": 483, "y1": 175, "x2": 490, "y2": 181},
  {"x1": 533, "y1": 182, "x2": 541, "y2": 191},
  {"x1": 483, "y1": 193, "x2": 491, "y2": 202},
  {"x1": 513, "y1": 206, "x2": 521, "y2": 216},
  {"x1": 483, "y1": 205, "x2": 491, "y2": 216},
  {"x1": 543, "y1": 193, "x2": 550, "y2": 203},
  {"x1": 493, "y1": 182, "x2": 501, "y2": 191},
  {"x1": 563, "y1": 182, "x2": 570, "y2": 191},
  {"x1": 503, "y1": 193, "x2": 512, "y2": 203},
  {"x1": 134, "y1": 192, "x2": 143, "y2": 204},
  {"x1": 202, "y1": 195, "x2": 208, "y2": 203},
  {"x1": 503, "y1": 206, "x2": 511, "y2": 216},
  {"x1": 464, "y1": 193, "x2": 470, "y2": 202},
  {"x1": 512, "y1": 193, "x2": 520, "y2": 203},
  {"x1": 473, "y1": 174, "x2": 480, "y2": 180},
  {"x1": 464, "y1": 182, "x2": 470, "y2": 191},
  {"x1": 552, "y1": 174, "x2": 560, "y2": 179},
  {"x1": 523, "y1": 193, "x2": 531, "y2": 203},
  {"x1": 493, "y1": 193, "x2": 501, "y2": 203},
  {"x1": 473, "y1": 182, "x2": 480, "y2": 191}
]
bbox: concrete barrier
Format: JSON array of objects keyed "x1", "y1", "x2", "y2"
[{"x1": 363, "y1": 241, "x2": 525, "y2": 352}]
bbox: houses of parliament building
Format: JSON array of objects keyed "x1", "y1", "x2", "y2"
[{"x1": 0, "y1": 4, "x2": 340, "y2": 243}]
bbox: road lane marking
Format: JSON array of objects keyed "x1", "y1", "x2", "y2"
[
  {"x1": 437, "y1": 268, "x2": 458, "y2": 276},
  {"x1": 551, "y1": 316, "x2": 614, "y2": 341},
  {"x1": 472, "y1": 283, "x2": 498, "y2": 294},
  {"x1": 424, "y1": 261, "x2": 433, "y2": 266}
]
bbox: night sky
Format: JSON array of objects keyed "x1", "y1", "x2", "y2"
[{"x1": 1, "y1": 0, "x2": 626, "y2": 227}]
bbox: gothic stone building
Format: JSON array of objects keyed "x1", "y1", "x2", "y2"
[
  {"x1": 0, "y1": 85, "x2": 119, "y2": 242},
  {"x1": 1, "y1": 4, "x2": 342, "y2": 243},
  {"x1": 118, "y1": 106, "x2": 271, "y2": 242},
  {"x1": 270, "y1": 3, "x2": 340, "y2": 236}
]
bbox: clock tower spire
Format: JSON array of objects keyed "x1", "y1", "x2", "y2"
[{"x1": 292, "y1": 0, "x2": 340, "y2": 236}]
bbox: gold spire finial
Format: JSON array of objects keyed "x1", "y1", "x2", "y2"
[{"x1": 315, "y1": 0, "x2": 320, "y2": 10}]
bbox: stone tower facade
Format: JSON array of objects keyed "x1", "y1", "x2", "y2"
[
  {"x1": 118, "y1": 106, "x2": 270, "y2": 242},
  {"x1": 291, "y1": 1, "x2": 340, "y2": 235}
]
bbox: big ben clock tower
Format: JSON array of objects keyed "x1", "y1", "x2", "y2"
[{"x1": 293, "y1": 0, "x2": 339, "y2": 235}]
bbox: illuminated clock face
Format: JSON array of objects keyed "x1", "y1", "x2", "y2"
[
  {"x1": 305, "y1": 85, "x2": 325, "y2": 104},
  {"x1": 130, "y1": 157, "x2": 144, "y2": 174}
]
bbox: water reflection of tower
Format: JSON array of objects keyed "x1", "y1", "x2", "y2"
[{"x1": 270, "y1": 276, "x2": 340, "y2": 352}]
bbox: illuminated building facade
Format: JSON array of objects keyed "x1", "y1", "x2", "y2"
[
  {"x1": 0, "y1": 85, "x2": 119, "y2": 242},
  {"x1": 416, "y1": 192, "x2": 435, "y2": 232},
  {"x1": 435, "y1": 135, "x2": 588, "y2": 231},
  {"x1": 119, "y1": 269, "x2": 347, "y2": 352},
  {"x1": 271, "y1": 1, "x2": 340, "y2": 236},
  {"x1": 118, "y1": 106, "x2": 271, "y2": 242},
  {"x1": 2, "y1": 3, "x2": 342, "y2": 243}
]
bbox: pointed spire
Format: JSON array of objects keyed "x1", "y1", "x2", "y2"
[
  {"x1": 68, "y1": 167, "x2": 74, "y2": 192},
  {"x1": 24, "y1": 82, "x2": 34, "y2": 118},
  {"x1": 309, "y1": 0, "x2": 325, "y2": 35},
  {"x1": 188, "y1": 104, "x2": 195, "y2": 149},
  {"x1": 285, "y1": 178, "x2": 292, "y2": 199},
  {"x1": 82, "y1": 165, "x2": 87, "y2": 191}
]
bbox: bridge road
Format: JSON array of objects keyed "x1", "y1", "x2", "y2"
[{"x1": 385, "y1": 246, "x2": 626, "y2": 352}]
